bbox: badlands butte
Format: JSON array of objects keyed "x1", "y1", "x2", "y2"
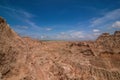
[{"x1": 0, "y1": 16, "x2": 120, "y2": 80}]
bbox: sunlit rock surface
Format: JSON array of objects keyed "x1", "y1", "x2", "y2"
[{"x1": 0, "y1": 17, "x2": 120, "y2": 80}]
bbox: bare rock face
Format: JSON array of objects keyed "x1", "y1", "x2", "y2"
[
  {"x1": 0, "y1": 17, "x2": 17, "y2": 39},
  {"x1": 0, "y1": 17, "x2": 29, "y2": 80},
  {"x1": 0, "y1": 17, "x2": 15, "y2": 75},
  {"x1": 95, "y1": 31, "x2": 120, "y2": 54},
  {"x1": 0, "y1": 17, "x2": 120, "y2": 80},
  {"x1": 114, "y1": 31, "x2": 120, "y2": 36},
  {"x1": 0, "y1": 17, "x2": 17, "y2": 78}
]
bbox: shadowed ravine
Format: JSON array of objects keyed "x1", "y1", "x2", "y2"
[{"x1": 0, "y1": 17, "x2": 120, "y2": 80}]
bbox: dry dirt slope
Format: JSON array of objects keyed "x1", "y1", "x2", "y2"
[{"x1": 0, "y1": 17, "x2": 120, "y2": 80}]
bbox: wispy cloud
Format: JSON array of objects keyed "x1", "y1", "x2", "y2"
[
  {"x1": 39, "y1": 30, "x2": 85, "y2": 40},
  {"x1": 0, "y1": 5, "x2": 34, "y2": 18},
  {"x1": 19, "y1": 10, "x2": 34, "y2": 18},
  {"x1": 45, "y1": 28, "x2": 52, "y2": 31},
  {"x1": 45, "y1": 30, "x2": 98, "y2": 40},
  {"x1": 15, "y1": 25, "x2": 29, "y2": 29},
  {"x1": 25, "y1": 20, "x2": 39, "y2": 28},
  {"x1": 0, "y1": 5, "x2": 39, "y2": 29},
  {"x1": 0, "y1": 5, "x2": 16, "y2": 11},
  {"x1": 91, "y1": 8, "x2": 120, "y2": 27},
  {"x1": 93, "y1": 29, "x2": 100, "y2": 32},
  {"x1": 0, "y1": 5, "x2": 45, "y2": 33},
  {"x1": 70, "y1": 31, "x2": 84, "y2": 39}
]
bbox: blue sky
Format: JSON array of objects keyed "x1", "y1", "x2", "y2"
[{"x1": 0, "y1": 0, "x2": 120, "y2": 40}]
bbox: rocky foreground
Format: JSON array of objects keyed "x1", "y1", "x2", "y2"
[{"x1": 0, "y1": 17, "x2": 120, "y2": 80}]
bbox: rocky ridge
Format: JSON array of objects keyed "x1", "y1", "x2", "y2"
[{"x1": 0, "y1": 17, "x2": 120, "y2": 80}]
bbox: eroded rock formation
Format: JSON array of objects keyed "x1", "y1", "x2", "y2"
[{"x1": 0, "y1": 17, "x2": 120, "y2": 80}]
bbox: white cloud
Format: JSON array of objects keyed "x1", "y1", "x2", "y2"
[
  {"x1": 43, "y1": 30, "x2": 101, "y2": 40},
  {"x1": 112, "y1": 21, "x2": 120, "y2": 28},
  {"x1": 53, "y1": 30, "x2": 85, "y2": 40},
  {"x1": 45, "y1": 28, "x2": 52, "y2": 31},
  {"x1": 40, "y1": 35, "x2": 49, "y2": 39},
  {"x1": 70, "y1": 31, "x2": 84, "y2": 38},
  {"x1": 93, "y1": 29, "x2": 100, "y2": 32},
  {"x1": 91, "y1": 8, "x2": 120, "y2": 27}
]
